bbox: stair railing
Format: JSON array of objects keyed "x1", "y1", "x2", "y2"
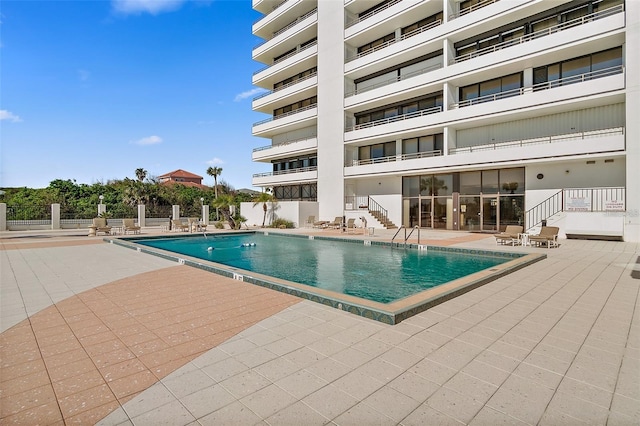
[
  {"x1": 368, "y1": 196, "x2": 389, "y2": 226},
  {"x1": 525, "y1": 190, "x2": 563, "y2": 230}
]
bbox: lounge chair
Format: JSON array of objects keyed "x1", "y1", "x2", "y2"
[
  {"x1": 494, "y1": 225, "x2": 524, "y2": 245},
  {"x1": 305, "y1": 216, "x2": 316, "y2": 228},
  {"x1": 171, "y1": 219, "x2": 189, "y2": 232},
  {"x1": 122, "y1": 218, "x2": 141, "y2": 235},
  {"x1": 313, "y1": 218, "x2": 329, "y2": 228},
  {"x1": 89, "y1": 217, "x2": 112, "y2": 236},
  {"x1": 326, "y1": 216, "x2": 343, "y2": 229},
  {"x1": 345, "y1": 218, "x2": 357, "y2": 234},
  {"x1": 529, "y1": 226, "x2": 559, "y2": 248}
]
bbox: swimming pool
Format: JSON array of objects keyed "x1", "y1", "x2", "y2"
[{"x1": 114, "y1": 232, "x2": 545, "y2": 324}]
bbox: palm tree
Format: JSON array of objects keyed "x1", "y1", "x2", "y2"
[
  {"x1": 135, "y1": 168, "x2": 147, "y2": 182},
  {"x1": 253, "y1": 191, "x2": 277, "y2": 227},
  {"x1": 206, "y1": 166, "x2": 223, "y2": 199},
  {"x1": 207, "y1": 166, "x2": 223, "y2": 220},
  {"x1": 211, "y1": 194, "x2": 236, "y2": 229}
]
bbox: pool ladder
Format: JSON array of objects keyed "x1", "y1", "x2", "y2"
[{"x1": 391, "y1": 226, "x2": 420, "y2": 247}]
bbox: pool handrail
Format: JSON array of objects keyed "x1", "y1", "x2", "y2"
[{"x1": 391, "y1": 225, "x2": 420, "y2": 247}]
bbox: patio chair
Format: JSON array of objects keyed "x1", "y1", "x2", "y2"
[
  {"x1": 171, "y1": 219, "x2": 189, "y2": 232},
  {"x1": 345, "y1": 218, "x2": 357, "y2": 233},
  {"x1": 494, "y1": 225, "x2": 523, "y2": 245},
  {"x1": 529, "y1": 226, "x2": 560, "y2": 248},
  {"x1": 305, "y1": 216, "x2": 316, "y2": 228},
  {"x1": 326, "y1": 216, "x2": 343, "y2": 229},
  {"x1": 313, "y1": 218, "x2": 329, "y2": 228},
  {"x1": 122, "y1": 218, "x2": 141, "y2": 235},
  {"x1": 90, "y1": 218, "x2": 112, "y2": 236}
]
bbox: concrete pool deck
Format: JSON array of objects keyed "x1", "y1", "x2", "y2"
[{"x1": 1, "y1": 227, "x2": 638, "y2": 425}]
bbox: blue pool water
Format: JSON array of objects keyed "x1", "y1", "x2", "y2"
[{"x1": 134, "y1": 233, "x2": 517, "y2": 304}]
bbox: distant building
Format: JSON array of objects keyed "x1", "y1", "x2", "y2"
[{"x1": 158, "y1": 169, "x2": 208, "y2": 189}]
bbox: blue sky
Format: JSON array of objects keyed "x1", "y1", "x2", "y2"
[{"x1": 1, "y1": 0, "x2": 270, "y2": 189}]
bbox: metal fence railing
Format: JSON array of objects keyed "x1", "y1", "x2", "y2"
[{"x1": 6, "y1": 204, "x2": 52, "y2": 225}]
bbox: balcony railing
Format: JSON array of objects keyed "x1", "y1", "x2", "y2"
[
  {"x1": 450, "y1": 4, "x2": 623, "y2": 64},
  {"x1": 253, "y1": 166, "x2": 318, "y2": 178},
  {"x1": 346, "y1": 19, "x2": 442, "y2": 62},
  {"x1": 450, "y1": 0, "x2": 498, "y2": 20},
  {"x1": 253, "y1": 103, "x2": 317, "y2": 127},
  {"x1": 253, "y1": 0, "x2": 288, "y2": 25},
  {"x1": 345, "y1": 0, "x2": 402, "y2": 28},
  {"x1": 253, "y1": 71, "x2": 317, "y2": 101},
  {"x1": 449, "y1": 127, "x2": 624, "y2": 155},
  {"x1": 254, "y1": 8, "x2": 317, "y2": 49},
  {"x1": 253, "y1": 135, "x2": 316, "y2": 152},
  {"x1": 345, "y1": 63, "x2": 441, "y2": 97},
  {"x1": 346, "y1": 150, "x2": 441, "y2": 167},
  {"x1": 346, "y1": 106, "x2": 442, "y2": 132},
  {"x1": 253, "y1": 40, "x2": 318, "y2": 75},
  {"x1": 452, "y1": 65, "x2": 623, "y2": 109}
]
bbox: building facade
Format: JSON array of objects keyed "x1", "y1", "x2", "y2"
[{"x1": 250, "y1": 0, "x2": 639, "y2": 242}]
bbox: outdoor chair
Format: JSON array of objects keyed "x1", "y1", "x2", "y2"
[
  {"x1": 326, "y1": 216, "x2": 343, "y2": 229},
  {"x1": 494, "y1": 225, "x2": 524, "y2": 245},
  {"x1": 529, "y1": 226, "x2": 560, "y2": 248},
  {"x1": 171, "y1": 219, "x2": 189, "y2": 232},
  {"x1": 345, "y1": 218, "x2": 357, "y2": 233},
  {"x1": 89, "y1": 217, "x2": 112, "y2": 236},
  {"x1": 122, "y1": 218, "x2": 141, "y2": 235}
]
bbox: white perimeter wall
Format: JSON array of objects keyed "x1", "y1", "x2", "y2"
[{"x1": 241, "y1": 201, "x2": 319, "y2": 228}]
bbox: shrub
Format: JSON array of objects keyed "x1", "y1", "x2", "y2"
[
  {"x1": 214, "y1": 221, "x2": 225, "y2": 229},
  {"x1": 269, "y1": 218, "x2": 294, "y2": 229}
]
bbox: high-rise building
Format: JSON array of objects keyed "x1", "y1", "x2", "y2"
[{"x1": 249, "y1": 0, "x2": 639, "y2": 242}]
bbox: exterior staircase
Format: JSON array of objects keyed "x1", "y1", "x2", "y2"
[{"x1": 367, "y1": 197, "x2": 397, "y2": 229}]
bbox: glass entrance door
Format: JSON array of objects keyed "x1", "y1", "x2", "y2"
[
  {"x1": 482, "y1": 196, "x2": 498, "y2": 231},
  {"x1": 420, "y1": 198, "x2": 432, "y2": 228}
]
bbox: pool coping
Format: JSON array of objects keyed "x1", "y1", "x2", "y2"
[{"x1": 107, "y1": 231, "x2": 546, "y2": 324}]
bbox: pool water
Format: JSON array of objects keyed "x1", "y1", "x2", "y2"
[{"x1": 135, "y1": 233, "x2": 517, "y2": 304}]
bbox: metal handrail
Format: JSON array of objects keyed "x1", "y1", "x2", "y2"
[
  {"x1": 450, "y1": 0, "x2": 498, "y2": 20},
  {"x1": 449, "y1": 127, "x2": 624, "y2": 155},
  {"x1": 345, "y1": 63, "x2": 441, "y2": 97},
  {"x1": 252, "y1": 166, "x2": 317, "y2": 178},
  {"x1": 391, "y1": 225, "x2": 405, "y2": 245},
  {"x1": 450, "y1": 4, "x2": 623, "y2": 64},
  {"x1": 391, "y1": 225, "x2": 420, "y2": 247},
  {"x1": 346, "y1": 106, "x2": 442, "y2": 132},
  {"x1": 253, "y1": 103, "x2": 317, "y2": 127},
  {"x1": 253, "y1": 40, "x2": 318, "y2": 76},
  {"x1": 253, "y1": 135, "x2": 316, "y2": 152},
  {"x1": 346, "y1": 150, "x2": 442, "y2": 167},
  {"x1": 452, "y1": 65, "x2": 623, "y2": 109},
  {"x1": 345, "y1": 0, "x2": 402, "y2": 28},
  {"x1": 253, "y1": 71, "x2": 317, "y2": 101},
  {"x1": 526, "y1": 190, "x2": 563, "y2": 230},
  {"x1": 253, "y1": 8, "x2": 318, "y2": 49},
  {"x1": 346, "y1": 19, "x2": 442, "y2": 62}
]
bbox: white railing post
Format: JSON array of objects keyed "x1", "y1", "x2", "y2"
[
  {"x1": 138, "y1": 204, "x2": 146, "y2": 228},
  {"x1": 51, "y1": 204, "x2": 61, "y2": 229},
  {"x1": 0, "y1": 203, "x2": 6, "y2": 231}
]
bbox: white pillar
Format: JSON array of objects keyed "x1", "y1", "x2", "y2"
[
  {"x1": 172, "y1": 205, "x2": 180, "y2": 221},
  {"x1": 202, "y1": 205, "x2": 210, "y2": 225},
  {"x1": 51, "y1": 204, "x2": 61, "y2": 229},
  {"x1": 0, "y1": 203, "x2": 6, "y2": 231},
  {"x1": 138, "y1": 204, "x2": 146, "y2": 228},
  {"x1": 98, "y1": 203, "x2": 106, "y2": 216}
]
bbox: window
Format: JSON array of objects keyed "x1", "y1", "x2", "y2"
[
  {"x1": 533, "y1": 47, "x2": 622, "y2": 87},
  {"x1": 358, "y1": 33, "x2": 395, "y2": 54},
  {"x1": 355, "y1": 93, "x2": 442, "y2": 125},
  {"x1": 401, "y1": 12, "x2": 443, "y2": 35},
  {"x1": 460, "y1": 73, "x2": 522, "y2": 103}
]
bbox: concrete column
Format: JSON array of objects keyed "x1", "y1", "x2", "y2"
[
  {"x1": 51, "y1": 204, "x2": 61, "y2": 229},
  {"x1": 98, "y1": 203, "x2": 106, "y2": 216},
  {"x1": 137, "y1": 204, "x2": 146, "y2": 228},
  {"x1": 172, "y1": 205, "x2": 180, "y2": 221},
  {"x1": 0, "y1": 203, "x2": 6, "y2": 231},
  {"x1": 202, "y1": 205, "x2": 210, "y2": 225}
]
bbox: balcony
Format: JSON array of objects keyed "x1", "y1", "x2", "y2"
[
  {"x1": 252, "y1": 166, "x2": 318, "y2": 186},
  {"x1": 253, "y1": 9, "x2": 317, "y2": 65},
  {"x1": 345, "y1": 62, "x2": 441, "y2": 99},
  {"x1": 252, "y1": 104, "x2": 317, "y2": 138},
  {"x1": 252, "y1": 72, "x2": 317, "y2": 112},
  {"x1": 252, "y1": 136, "x2": 318, "y2": 162},
  {"x1": 345, "y1": 0, "x2": 401, "y2": 29},
  {"x1": 450, "y1": 4, "x2": 624, "y2": 65},
  {"x1": 346, "y1": 106, "x2": 442, "y2": 132},
  {"x1": 449, "y1": 0, "x2": 498, "y2": 20},
  {"x1": 451, "y1": 65, "x2": 624, "y2": 110},
  {"x1": 252, "y1": 41, "x2": 317, "y2": 86}
]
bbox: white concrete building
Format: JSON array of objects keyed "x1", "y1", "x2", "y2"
[{"x1": 246, "y1": 0, "x2": 639, "y2": 242}]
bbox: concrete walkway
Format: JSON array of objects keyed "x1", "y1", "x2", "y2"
[{"x1": 1, "y1": 228, "x2": 638, "y2": 425}]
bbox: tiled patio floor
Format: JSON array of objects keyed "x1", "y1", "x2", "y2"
[{"x1": 1, "y1": 228, "x2": 638, "y2": 425}]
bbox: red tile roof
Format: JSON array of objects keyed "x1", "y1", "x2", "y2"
[{"x1": 158, "y1": 169, "x2": 203, "y2": 179}]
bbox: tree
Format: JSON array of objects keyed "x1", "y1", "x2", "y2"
[
  {"x1": 135, "y1": 168, "x2": 147, "y2": 182},
  {"x1": 206, "y1": 166, "x2": 223, "y2": 199},
  {"x1": 253, "y1": 191, "x2": 277, "y2": 227},
  {"x1": 211, "y1": 194, "x2": 236, "y2": 229}
]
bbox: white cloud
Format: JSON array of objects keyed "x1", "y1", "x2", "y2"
[
  {"x1": 132, "y1": 135, "x2": 162, "y2": 145},
  {"x1": 112, "y1": 0, "x2": 186, "y2": 15},
  {"x1": 206, "y1": 158, "x2": 224, "y2": 165},
  {"x1": 0, "y1": 110, "x2": 22, "y2": 122},
  {"x1": 234, "y1": 88, "x2": 267, "y2": 102}
]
